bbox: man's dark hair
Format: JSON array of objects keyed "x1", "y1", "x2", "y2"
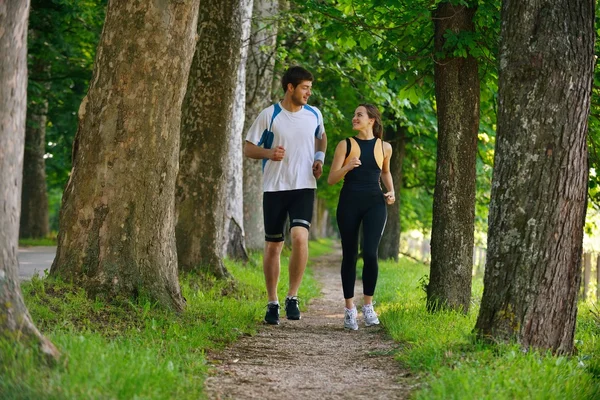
[{"x1": 281, "y1": 66, "x2": 313, "y2": 94}]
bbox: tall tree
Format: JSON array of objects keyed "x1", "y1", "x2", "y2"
[
  {"x1": 176, "y1": 0, "x2": 250, "y2": 276},
  {"x1": 21, "y1": 89, "x2": 49, "y2": 239},
  {"x1": 50, "y1": 0, "x2": 200, "y2": 311},
  {"x1": 223, "y1": 0, "x2": 253, "y2": 262},
  {"x1": 475, "y1": 0, "x2": 594, "y2": 354},
  {"x1": 310, "y1": 196, "x2": 330, "y2": 239},
  {"x1": 26, "y1": 0, "x2": 106, "y2": 233},
  {"x1": 0, "y1": 0, "x2": 59, "y2": 360},
  {"x1": 427, "y1": 1, "x2": 479, "y2": 313},
  {"x1": 243, "y1": 0, "x2": 280, "y2": 251},
  {"x1": 379, "y1": 125, "x2": 406, "y2": 261}
]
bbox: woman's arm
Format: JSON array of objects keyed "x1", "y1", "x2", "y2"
[
  {"x1": 327, "y1": 140, "x2": 360, "y2": 185},
  {"x1": 381, "y1": 142, "x2": 395, "y2": 204}
]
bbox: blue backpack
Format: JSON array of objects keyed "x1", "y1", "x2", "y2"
[{"x1": 257, "y1": 103, "x2": 320, "y2": 169}]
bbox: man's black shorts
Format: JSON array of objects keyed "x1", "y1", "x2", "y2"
[{"x1": 263, "y1": 189, "x2": 315, "y2": 242}]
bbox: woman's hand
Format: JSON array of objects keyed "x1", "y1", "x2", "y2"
[
  {"x1": 345, "y1": 157, "x2": 361, "y2": 171},
  {"x1": 384, "y1": 191, "x2": 395, "y2": 205}
]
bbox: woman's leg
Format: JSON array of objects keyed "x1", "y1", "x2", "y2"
[
  {"x1": 361, "y1": 199, "x2": 387, "y2": 300},
  {"x1": 336, "y1": 195, "x2": 362, "y2": 307}
]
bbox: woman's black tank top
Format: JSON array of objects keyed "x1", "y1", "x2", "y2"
[{"x1": 343, "y1": 137, "x2": 382, "y2": 192}]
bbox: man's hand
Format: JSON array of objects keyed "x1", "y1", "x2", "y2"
[
  {"x1": 270, "y1": 146, "x2": 285, "y2": 161},
  {"x1": 312, "y1": 161, "x2": 323, "y2": 179}
]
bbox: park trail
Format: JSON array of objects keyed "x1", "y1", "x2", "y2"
[{"x1": 204, "y1": 246, "x2": 414, "y2": 400}]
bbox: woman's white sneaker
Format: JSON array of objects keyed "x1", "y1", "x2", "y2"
[
  {"x1": 362, "y1": 303, "x2": 380, "y2": 326},
  {"x1": 344, "y1": 306, "x2": 359, "y2": 330}
]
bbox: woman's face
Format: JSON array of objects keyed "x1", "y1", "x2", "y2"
[{"x1": 352, "y1": 106, "x2": 373, "y2": 131}]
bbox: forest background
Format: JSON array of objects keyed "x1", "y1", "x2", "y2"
[
  {"x1": 22, "y1": 0, "x2": 600, "y2": 254},
  {"x1": 3, "y1": 0, "x2": 600, "y2": 398},
  {"x1": 17, "y1": 0, "x2": 600, "y2": 332}
]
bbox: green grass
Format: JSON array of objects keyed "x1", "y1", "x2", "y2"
[
  {"x1": 4, "y1": 238, "x2": 598, "y2": 399},
  {"x1": 375, "y1": 256, "x2": 600, "y2": 400},
  {"x1": 0, "y1": 240, "x2": 326, "y2": 399},
  {"x1": 18, "y1": 236, "x2": 57, "y2": 247}
]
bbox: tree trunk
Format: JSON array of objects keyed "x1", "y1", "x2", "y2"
[
  {"x1": 379, "y1": 126, "x2": 406, "y2": 261},
  {"x1": 50, "y1": 0, "x2": 200, "y2": 312},
  {"x1": 176, "y1": 0, "x2": 249, "y2": 276},
  {"x1": 223, "y1": 0, "x2": 253, "y2": 262},
  {"x1": 474, "y1": 0, "x2": 594, "y2": 354},
  {"x1": 20, "y1": 99, "x2": 50, "y2": 239},
  {"x1": 427, "y1": 2, "x2": 479, "y2": 313},
  {"x1": 0, "y1": 0, "x2": 59, "y2": 361},
  {"x1": 582, "y1": 252, "x2": 591, "y2": 301},
  {"x1": 596, "y1": 256, "x2": 600, "y2": 302},
  {"x1": 242, "y1": 0, "x2": 279, "y2": 251},
  {"x1": 310, "y1": 196, "x2": 329, "y2": 240}
]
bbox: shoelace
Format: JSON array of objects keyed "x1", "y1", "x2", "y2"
[{"x1": 364, "y1": 306, "x2": 376, "y2": 318}]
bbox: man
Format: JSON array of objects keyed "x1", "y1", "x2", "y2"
[{"x1": 244, "y1": 66, "x2": 327, "y2": 325}]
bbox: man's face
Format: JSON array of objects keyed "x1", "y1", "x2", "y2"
[{"x1": 289, "y1": 80, "x2": 312, "y2": 106}]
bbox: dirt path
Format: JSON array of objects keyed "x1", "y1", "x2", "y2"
[{"x1": 204, "y1": 248, "x2": 412, "y2": 400}]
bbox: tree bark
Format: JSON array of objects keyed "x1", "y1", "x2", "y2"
[
  {"x1": 596, "y1": 256, "x2": 600, "y2": 302},
  {"x1": 475, "y1": 0, "x2": 594, "y2": 354},
  {"x1": 242, "y1": 0, "x2": 279, "y2": 250},
  {"x1": 0, "y1": 0, "x2": 59, "y2": 361},
  {"x1": 223, "y1": 0, "x2": 253, "y2": 262},
  {"x1": 20, "y1": 98, "x2": 50, "y2": 239},
  {"x1": 582, "y1": 252, "x2": 591, "y2": 301},
  {"x1": 310, "y1": 196, "x2": 329, "y2": 240},
  {"x1": 427, "y1": 2, "x2": 479, "y2": 313},
  {"x1": 50, "y1": 0, "x2": 200, "y2": 312},
  {"x1": 379, "y1": 126, "x2": 406, "y2": 261},
  {"x1": 176, "y1": 0, "x2": 249, "y2": 276}
]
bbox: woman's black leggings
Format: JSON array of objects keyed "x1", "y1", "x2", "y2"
[{"x1": 336, "y1": 190, "x2": 387, "y2": 299}]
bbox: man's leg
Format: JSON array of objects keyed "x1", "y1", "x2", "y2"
[
  {"x1": 264, "y1": 240, "x2": 284, "y2": 302},
  {"x1": 262, "y1": 191, "x2": 288, "y2": 325},
  {"x1": 262, "y1": 191, "x2": 287, "y2": 303},
  {"x1": 287, "y1": 226, "x2": 309, "y2": 297},
  {"x1": 284, "y1": 189, "x2": 314, "y2": 320}
]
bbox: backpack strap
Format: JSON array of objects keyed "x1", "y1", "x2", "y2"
[
  {"x1": 345, "y1": 138, "x2": 351, "y2": 159},
  {"x1": 258, "y1": 103, "x2": 282, "y2": 170},
  {"x1": 343, "y1": 137, "x2": 360, "y2": 166},
  {"x1": 258, "y1": 103, "x2": 282, "y2": 148},
  {"x1": 269, "y1": 103, "x2": 282, "y2": 131},
  {"x1": 303, "y1": 104, "x2": 321, "y2": 138}
]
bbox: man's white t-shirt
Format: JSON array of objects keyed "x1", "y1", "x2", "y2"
[{"x1": 245, "y1": 103, "x2": 325, "y2": 192}]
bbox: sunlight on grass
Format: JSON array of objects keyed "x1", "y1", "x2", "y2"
[
  {"x1": 0, "y1": 240, "x2": 327, "y2": 399},
  {"x1": 376, "y1": 255, "x2": 600, "y2": 399},
  {"x1": 4, "y1": 241, "x2": 599, "y2": 399}
]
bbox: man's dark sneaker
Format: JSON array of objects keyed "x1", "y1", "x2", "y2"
[
  {"x1": 285, "y1": 296, "x2": 301, "y2": 320},
  {"x1": 264, "y1": 303, "x2": 280, "y2": 325}
]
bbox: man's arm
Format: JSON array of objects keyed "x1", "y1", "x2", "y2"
[
  {"x1": 315, "y1": 131, "x2": 327, "y2": 154},
  {"x1": 312, "y1": 131, "x2": 328, "y2": 179},
  {"x1": 244, "y1": 140, "x2": 285, "y2": 161}
]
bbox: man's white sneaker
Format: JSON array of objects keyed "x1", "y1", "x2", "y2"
[
  {"x1": 344, "y1": 306, "x2": 358, "y2": 330},
  {"x1": 362, "y1": 303, "x2": 380, "y2": 327}
]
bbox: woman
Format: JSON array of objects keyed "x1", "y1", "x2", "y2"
[{"x1": 327, "y1": 104, "x2": 395, "y2": 330}]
